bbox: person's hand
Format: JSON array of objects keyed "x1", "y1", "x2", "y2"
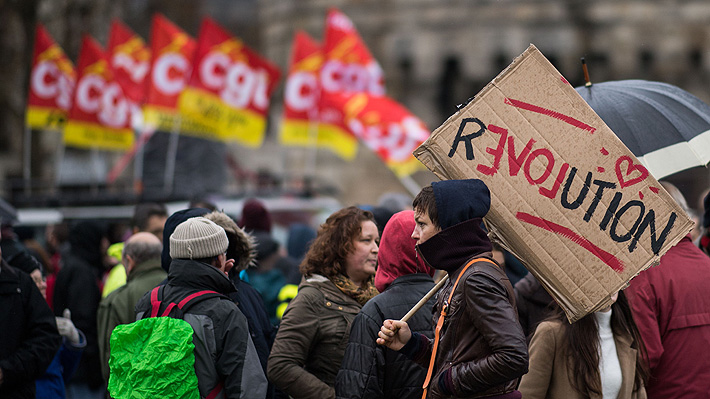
[
  {"x1": 0, "y1": 367, "x2": 4, "y2": 386},
  {"x1": 376, "y1": 319, "x2": 411, "y2": 351},
  {"x1": 56, "y1": 309, "x2": 80, "y2": 345},
  {"x1": 224, "y1": 258, "x2": 235, "y2": 275}
]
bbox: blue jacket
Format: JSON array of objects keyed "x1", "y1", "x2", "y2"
[{"x1": 36, "y1": 333, "x2": 86, "y2": 399}]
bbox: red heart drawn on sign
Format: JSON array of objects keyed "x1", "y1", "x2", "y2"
[{"x1": 615, "y1": 156, "x2": 649, "y2": 188}]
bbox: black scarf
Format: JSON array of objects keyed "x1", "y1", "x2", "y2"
[{"x1": 416, "y1": 218, "x2": 492, "y2": 273}]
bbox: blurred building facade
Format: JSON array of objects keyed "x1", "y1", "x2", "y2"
[{"x1": 1, "y1": 0, "x2": 709, "y2": 208}]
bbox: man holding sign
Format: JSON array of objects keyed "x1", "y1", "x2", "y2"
[{"x1": 377, "y1": 179, "x2": 528, "y2": 399}]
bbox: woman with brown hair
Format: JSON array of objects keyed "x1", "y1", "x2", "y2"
[
  {"x1": 519, "y1": 290, "x2": 649, "y2": 399},
  {"x1": 267, "y1": 206, "x2": 380, "y2": 399}
]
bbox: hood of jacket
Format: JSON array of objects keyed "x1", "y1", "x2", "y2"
[
  {"x1": 416, "y1": 179, "x2": 493, "y2": 273},
  {"x1": 432, "y1": 179, "x2": 490, "y2": 230},
  {"x1": 167, "y1": 258, "x2": 236, "y2": 296},
  {"x1": 375, "y1": 210, "x2": 434, "y2": 292},
  {"x1": 68, "y1": 220, "x2": 106, "y2": 268},
  {"x1": 204, "y1": 211, "x2": 256, "y2": 273},
  {"x1": 299, "y1": 274, "x2": 362, "y2": 308}
]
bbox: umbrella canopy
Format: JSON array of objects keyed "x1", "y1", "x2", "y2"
[
  {"x1": 0, "y1": 198, "x2": 18, "y2": 225},
  {"x1": 575, "y1": 79, "x2": 710, "y2": 179}
]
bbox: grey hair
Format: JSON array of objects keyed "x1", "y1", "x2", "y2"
[
  {"x1": 660, "y1": 181, "x2": 692, "y2": 216},
  {"x1": 123, "y1": 239, "x2": 162, "y2": 266}
]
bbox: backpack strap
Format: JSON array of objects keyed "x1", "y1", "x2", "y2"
[
  {"x1": 421, "y1": 257, "x2": 498, "y2": 399},
  {"x1": 148, "y1": 285, "x2": 226, "y2": 318},
  {"x1": 149, "y1": 286, "x2": 163, "y2": 318},
  {"x1": 174, "y1": 290, "x2": 224, "y2": 314},
  {"x1": 206, "y1": 382, "x2": 224, "y2": 399}
]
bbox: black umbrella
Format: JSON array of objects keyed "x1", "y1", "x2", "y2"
[
  {"x1": 575, "y1": 79, "x2": 710, "y2": 179},
  {"x1": 0, "y1": 198, "x2": 18, "y2": 225}
]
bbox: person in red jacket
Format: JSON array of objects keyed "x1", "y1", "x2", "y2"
[{"x1": 625, "y1": 182, "x2": 710, "y2": 399}]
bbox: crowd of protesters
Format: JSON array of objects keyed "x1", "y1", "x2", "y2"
[{"x1": 0, "y1": 180, "x2": 709, "y2": 399}]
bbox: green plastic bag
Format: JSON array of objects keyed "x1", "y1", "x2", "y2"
[{"x1": 108, "y1": 317, "x2": 200, "y2": 399}]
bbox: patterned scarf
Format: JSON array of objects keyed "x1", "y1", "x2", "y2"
[{"x1": 332, "y1": 274, "x2": 379, "y2": 306}]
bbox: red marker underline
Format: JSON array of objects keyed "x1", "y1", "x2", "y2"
[
  {"x1": 504, "y1": 98, "x2": 596, "y2": 134},
  {"x1": 516, "y1": 212, "x2": 624, "y2": 273}
]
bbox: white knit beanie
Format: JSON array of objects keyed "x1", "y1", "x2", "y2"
[{"x1": 170, "y1": 217, "x2": 228, "y2": 260}]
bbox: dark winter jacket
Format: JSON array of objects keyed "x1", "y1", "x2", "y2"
[
  {"x1": 403, "y1": 179, "x2": 528, "y2": 398},
  {"x1": 228, "y1": 277, "x2": 278, "y2": 398},
  {"x1": 0, "y1": 261, "x2": 62, "y2": 398},
  {"x1": 268, "y1": 275, "x2": 362, "y2": 399},
  {"x1": 336, "y1": 274, "x2": 435, "y2": 399},
  {"x1": 229, "y1": 277, "x2": 275, "y2": 366},
  {"x1": 336, "y1": 210, "x2": 436, "y2": 399},
  {"x1": 52, "y1": 221, "x2": 106, "y2": 390},
  {"x1": 136, "y1": 258, "x2": 267, "y2": 399},
  {"x1": 52, "y1": 251, "x2": 103, "y2": 389},
  {"x1": 513, "y1": 272, "x2": 555, "y2": 340}
]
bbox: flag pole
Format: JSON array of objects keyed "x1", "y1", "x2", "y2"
[
  {"x1": 23, "y1": 126, "x2": 32, "y2": 196},
  {"x1": 399, "y1": 174, "x2": 421, "y2": 198},
  {"x1": 305, "y1": 107, "x2": 319, "y2": 181},
  {"x1": 133, "y1": 129, "x2": 149, "y2": 195},
  {"x1": 106, "y1": 127, "x2": 153, "y2": 185},
  {"x1": 53, "y1": 136, "x2": 65, "y2": 195},
  {"x1": 90, "y1": 146, "x2": 100, "y2": 195},
  {"x1": 163, "y1": 115, "x2": 181, "y2": 195}
]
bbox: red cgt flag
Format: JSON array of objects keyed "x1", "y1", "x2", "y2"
[
  {"x1": 279, "y1": 30, "x2": 357, "y2": 159},
  {"x1": 322, "y1": 91, "x2": 429, "y2": 177},
  {"x1": 63, "y1": 35, "x2": 134, "y2": 151},
  {"x1": 178, "y1": 17, "x2": 281, "y2": 146},
  {"x1": 320, "y1": 8, "x2": 384, "y2": 96},
  {"x1": 315, "y1": 9, "x2": 387, "y2": 160},
  {"x1": 108, "y1": 19, "x2": 151, "y2": 105},
  {"x1": 26, "y1": 24, "x2": 76, "y2": 129},
  {"x1": 143, "y1": 14, "x2": 210, "y2": 135}
]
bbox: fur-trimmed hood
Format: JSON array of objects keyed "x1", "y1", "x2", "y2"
[{"x1": 204, "y1": 211, "x2": 256, "y2": 272}]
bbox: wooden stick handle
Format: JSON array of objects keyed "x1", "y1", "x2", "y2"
[
  {"x1": 581, "y1": 57, "x2": 592, "y2": 87},
  {"x1": 400, "y1": 275, "x2": 449, "y2": 323}
]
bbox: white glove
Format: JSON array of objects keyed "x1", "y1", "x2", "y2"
[{"x1": 56, "y1": 308, "x2": 80, "y2": 345}]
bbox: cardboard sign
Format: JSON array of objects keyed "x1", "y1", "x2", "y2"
[{"x1": 413, "y1": 45, "x2": 694, "y2": 322}]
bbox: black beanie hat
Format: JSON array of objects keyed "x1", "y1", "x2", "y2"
[
  {"x1": 252, "y1": 231, "x2": 279, "y2": 262},
  {"x1": 432, "y1": 179, "x2": 491, "y2": 230}
]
